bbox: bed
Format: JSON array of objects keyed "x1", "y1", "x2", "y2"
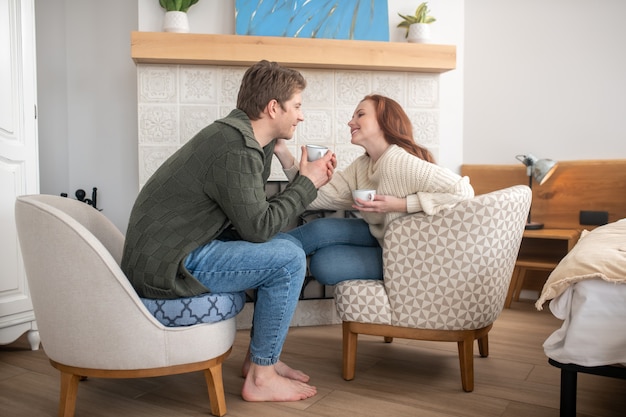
[{"x1": 535, "y1": 220, "x2": 626, "y2": 416}]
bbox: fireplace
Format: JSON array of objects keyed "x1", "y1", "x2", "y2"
[{"x1": 131, "y1": 32, "x2": 456, "y2": 326}]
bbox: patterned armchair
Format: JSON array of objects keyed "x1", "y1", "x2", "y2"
[{"x1": 334, "y1": 185, "x2": 531, "y2": 392}]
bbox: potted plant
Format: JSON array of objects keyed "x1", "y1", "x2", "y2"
[
  {"x1": 397, "y1": 2, "x2": 436, "y2": 43},
  {"x1": 160, "y1": 0, "x2": 200, "y2": 33}
]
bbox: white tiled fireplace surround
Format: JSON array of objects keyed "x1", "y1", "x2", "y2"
[
  {"x1": 134, "y1": 34, "x2": 448, "y2": 328},
  {"x1": 137, "y1": 65, "x2": 440, "y2": 186}
]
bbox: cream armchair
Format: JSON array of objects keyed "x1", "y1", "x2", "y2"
[
  {"x1": 15, "y1": 195, "x2": 245, "y2": 416},
  {"x1": 334, "y1": 185, "x2": 531, "y2": 392}
]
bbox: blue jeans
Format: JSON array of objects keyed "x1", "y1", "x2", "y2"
[
  {"x1": 184, "y1": 232, "x2": 306, "y2": 366},
  {"x1": 287, "y1": 218, "x2": 382, "y2": 285}
]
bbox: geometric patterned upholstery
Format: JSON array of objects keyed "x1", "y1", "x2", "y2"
[
  {"x1": 141, "y1": 292, "x2": 246, "y2": 327},
  {"x1": 335, "y1": 185, "x2": 532, "y2": 331},
  {"x1": 334, "y1": 279, "x2": 392, "y2": 325}
]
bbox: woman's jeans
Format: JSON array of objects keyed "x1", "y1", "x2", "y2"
[
  {"x1": 287, "y1": 217, "x2": 382, "y2": 285},
  {"x1": 184, "y1": 232, "x2": 306, "y2": 367}
]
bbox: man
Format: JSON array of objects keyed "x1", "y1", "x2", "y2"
[{"x1": 121, "y1": 60, "x2": 335, "y2": 401}]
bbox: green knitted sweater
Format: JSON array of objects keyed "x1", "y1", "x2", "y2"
[{"x1": 121, "y1": 109, "x2": 317, "y2": 299}]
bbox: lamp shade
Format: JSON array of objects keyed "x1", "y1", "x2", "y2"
[
  {"x1": 533, "y1": 158, "x2": 558, "y2": 185},
  {"x1": 515, "y1": 153, "x2": 559, "y2": 184}
]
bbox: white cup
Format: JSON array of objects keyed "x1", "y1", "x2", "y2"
[
  {"x1": 306, "y1": 144, "x2": 329, "y2": 162},
  {"x1": 352, "y1": 189, "x2": 376, "y2": 206}
]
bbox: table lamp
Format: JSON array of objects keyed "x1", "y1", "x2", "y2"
[{"x1": 515, "y1": 153, "x2": 558, "y2": 230}]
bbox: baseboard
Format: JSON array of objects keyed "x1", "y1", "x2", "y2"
[{"x1": 236, "y1": 298, "x2": 341, "y2": 330}]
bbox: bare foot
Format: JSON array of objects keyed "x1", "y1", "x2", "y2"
[
  {"x1": 274, "y1": 360, "x2": 310, "y2": 383},
  {"x1": 242, "y1": 363, "x2": 317, "y2": 402},
  {"x1": 241, "y1": 350, "x2": 310, "y2": 382}
]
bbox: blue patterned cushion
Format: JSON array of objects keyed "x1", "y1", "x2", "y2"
[{"x1": 141, "y1": 292, "x2": 246, "y2": 327}]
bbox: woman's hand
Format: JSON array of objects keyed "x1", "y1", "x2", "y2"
[
  {"x1": 353, "y1": 195, "x2": 407, "y2": 213},
  {"x1": 273, "y1": 139, "x2": 296, "y2": 170}
]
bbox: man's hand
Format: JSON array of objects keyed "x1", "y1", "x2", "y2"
[{"x1": 299, "y1": 146, "x2": 336, "y2": 188}]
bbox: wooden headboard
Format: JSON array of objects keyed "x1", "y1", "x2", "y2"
[{"x1": 461, "y1": 160, "x2": 626, "y2": 230}]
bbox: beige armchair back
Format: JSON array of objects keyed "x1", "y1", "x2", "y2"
[
  {"x1": 15, "y1": 194, "x2": 238, "y2": 416},
  {"x1": 335, "y1": 185, "x2": 531, "y2": 392}
]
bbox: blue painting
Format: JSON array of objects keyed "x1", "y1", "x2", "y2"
[{"x1": 235, "y1": 0, "x2": 389, "y2": 42}]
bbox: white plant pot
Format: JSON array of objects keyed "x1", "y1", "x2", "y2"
[
  {"x1": 407, "y1": 23, "x2": 431, "y2": 43},
  {"x1": 163, "y1": 11, "x2": 190, "y2": 33}
]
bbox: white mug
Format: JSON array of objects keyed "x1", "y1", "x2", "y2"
[
  {"x1": 352, "y1": 189, "x2": 376, "y2": 206},
  {"x1": 306, "y1": 144, "x2": 329, "y2": 162}
]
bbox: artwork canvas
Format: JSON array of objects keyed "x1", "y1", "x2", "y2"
[{"x1": 235, "y1": 0, "x2": 390, "y2": 42}]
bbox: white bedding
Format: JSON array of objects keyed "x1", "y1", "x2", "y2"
[
  {"x1": 535, "y1": 220, "x2": 626, "y2": 308},
  {"x1": 543, "y1": 279, "x2": 626, "y2": 367}
]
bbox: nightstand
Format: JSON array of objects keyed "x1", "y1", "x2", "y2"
[{"x1": 504, "y1": 228, "x2": 581, "y2": 308}]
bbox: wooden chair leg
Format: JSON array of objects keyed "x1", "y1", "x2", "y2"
[
  {"x1": 342, "y1": 322, "x2": 358, "y2": 381},
  {"x1": 505, "y1": 266, "x2": 521, "y2": 308},
  {"x1": 58, "y1": 371, "x2": 80, "y2": 417},
  {"x1": 512, "y1": 267, "x2": 527, "y2": 302},
  {"x1": 477, "y1": 334, "x2": 489, "y2": 358},
  {"x1": 457, "y1": 337, "x2": 475, "y2": 392},
  {"x1": 204, "y1": 364, "x2": 227, "y2": 417}
]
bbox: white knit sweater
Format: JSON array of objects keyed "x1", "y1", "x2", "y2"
[{"x1": 286, "y1": 144, "x2": 474, "y2": 242}]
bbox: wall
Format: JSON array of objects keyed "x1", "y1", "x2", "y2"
[
  {"x1": 34, "y1": 0, "x2": 68, "y2": 194},
  {"x1": 35, "y1": 0, "x2": 138, "y2": 233},
  {"x1": 464, "y1": 0, "x2": 626, "y2": 164}
]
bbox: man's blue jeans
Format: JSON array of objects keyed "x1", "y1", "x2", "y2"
[
  {"x1": 184, "y1": 233, "x2": 306, "y2": 366},
  {"x1": 287, "y1": 218, "x2": 383, "y2": 285}
]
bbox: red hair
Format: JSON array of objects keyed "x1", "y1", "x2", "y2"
[{"x1": 362, "y1": 94, "x2": 435, "y2": 163}]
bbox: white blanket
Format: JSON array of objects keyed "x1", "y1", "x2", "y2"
[
  {"x1": 537, "y1": 220, "x2": 626, "y2": 366},
  {"x1": 543, "y1": 279, "x2": 626, "y2": 366},
  {"x1": 536, "y1": 220, "x2": 626, "y2": 310}
]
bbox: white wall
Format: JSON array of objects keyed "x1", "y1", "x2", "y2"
[
  {"x1": 36, "y1": 0, "x2": 138, "y2": 232},
  {"x1": 35, "y1": 1, "x2": 69, "y2": 196},
  {"x1": 464, "y1": 0, "x2": 626, "y2": 164}
]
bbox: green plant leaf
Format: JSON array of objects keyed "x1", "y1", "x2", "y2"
[
  {"x1": 397, "y1": 13, "x2": 417, "y2": 24},
  {"x1": 160, "y1": 0, "x2": 179, "y2": 11},
  {"x1": 415, "y1": 3, "x2": 426, "y2": 18},
  {"x1": 180, "y1": 0, "x2": 199, "y2": 13},
  {"x1": 397, "y1": 2, "x2": 435, "y2": 36},
  {"x1": 160, "y1": 0, "x2": 198, "y2": 12}
]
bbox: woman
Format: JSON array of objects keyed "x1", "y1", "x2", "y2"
[{"x1": 276, "y1": 94, "x2": 474, "y2": 285}]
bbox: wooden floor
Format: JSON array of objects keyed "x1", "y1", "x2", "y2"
[{"x1": 1, "y1": 300, "x2": 625, "y2": 417}]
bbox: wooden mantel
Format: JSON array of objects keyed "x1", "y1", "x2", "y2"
[{"x1": 131, "y1": 31, "x2": 456, "y2": 73}]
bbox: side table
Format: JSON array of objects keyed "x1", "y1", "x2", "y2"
[{"x1": 504, "y1": 228, "x2": 581, "y2": 308}]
